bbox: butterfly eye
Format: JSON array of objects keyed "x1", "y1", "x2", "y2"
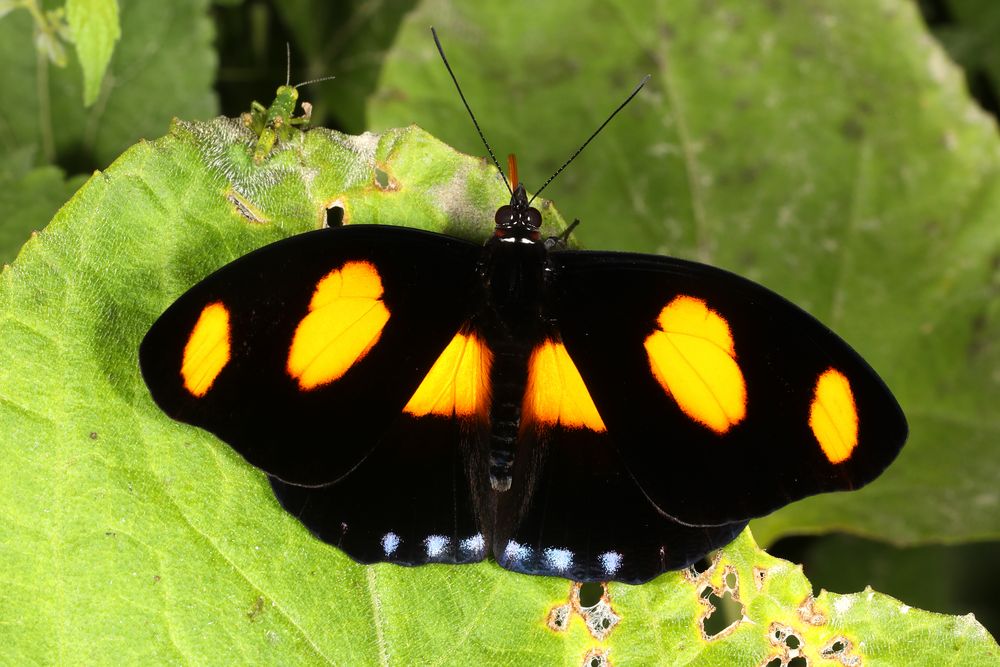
[
  {"x1": 495, "y1": 205, "x2": 514, "y2": 226},
  {"x1": 526, "y1": 208, "x2": 542, "y2": 230}
]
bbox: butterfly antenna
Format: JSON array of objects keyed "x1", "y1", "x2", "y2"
[
  {"x1": 295, "y1": 75, "x2": 337, "y2": 89},
  {"x1": 528, "y1": 74, "x2": 650, "y2": 205},
  {"x1": 285, "y1": 43, "x2": 292, "y2": 86},
  {"x1": 431, "y1": 27, "x2": 512, "y2": 195}
]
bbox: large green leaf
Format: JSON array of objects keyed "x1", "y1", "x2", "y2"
[
  {"x1": 368, "y1": 0, "x2": 1000, "y2": 546},
  {"x1": 0, "y1": 111, "x2": 995, "y2": 661}
]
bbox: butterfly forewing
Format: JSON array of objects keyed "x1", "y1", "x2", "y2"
[
  {"x1": 140, "y1": 225, "x2": 483, "y2": 487},
  {"x1": 545, "y1": 250, "x2": 908, "y2": 527}
]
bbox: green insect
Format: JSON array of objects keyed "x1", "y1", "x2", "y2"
[{"x1": 242, "y1": 46, "x2": 335, "y2": 164}]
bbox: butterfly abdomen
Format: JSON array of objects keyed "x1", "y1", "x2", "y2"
[{"x1": 487, "y1": 342, "x2": 533, "y2": 491}]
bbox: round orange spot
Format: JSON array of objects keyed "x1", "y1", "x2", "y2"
[
  {"x1": 181, "y1": 302, "x2": 231, "y2": 397},
  {"x1": 643, "y1": 296, "x2": 746, "y2": 434},
  {"x1": 287, "y1": 261, "x2": 390, "y2": 390},
  {"x1": 809, "y1": 368, "x2": 858, "y2": 464}
]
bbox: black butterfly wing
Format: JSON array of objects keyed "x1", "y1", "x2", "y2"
[
  {"x1": 269, "y1": 415, "x2": 490, "y2": 566},
  {"x1": 544, "y1": 250, "x2": 907, "y2": 527},
  {"x1": 140, "y1": 225, "x2": 483, "y2": 487},
  {"x1": 492, "y1": 423, "x2": 746, "y2": 583}
]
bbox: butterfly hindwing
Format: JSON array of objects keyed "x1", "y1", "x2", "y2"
[
  {"x1": 546, "y1": 250, "x2": 908, "y2": 527},
  {"x1": 139, "y1": 225, "x2": 482, "y2": 486},
  {"x1": 269, "y1": 414, "x2": 489, "y2": 566},
  {"x1": 492, "y1": 418, "x2": 747, "y2": 583}
]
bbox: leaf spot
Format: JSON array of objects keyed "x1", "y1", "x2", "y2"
[
  {"x1": 546, "y1": 603, "x2": 571, "y2": 633},
  {"x1": 582, "y1": 648, "x2": 610, "y2": 667},
  {"x1": 226, "y1": 191, "x2": 265, "y2": 224},
  {"x1": 247, "y1": 595, "x2": 266, "y2": 621},
  {"x1": 545, "y1": 582, "x2": 621, "y2": 641}
]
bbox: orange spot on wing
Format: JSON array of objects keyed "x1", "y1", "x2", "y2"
[
  {"x1": 643, "y1": 295, "x2": 746, "y2": 434},
  {"x1": 287, "y1": 261, "x2": 390, "y2": 390},
  {"x1": 523, "y1": 339, "x2": 606, "y2": 432},
  {"x1": 809, "y1": 368, "x2": 858, "y2": 463},
  {"x1": 182, "y1": 302, "x2": 231, "y2": 397},
  {"x1": 404, "y1": 330, "x2": 492, "y2": 418}
]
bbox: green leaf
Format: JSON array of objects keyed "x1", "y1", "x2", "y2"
[
  {"x1": 66, "y1": 0, "x2": 122, "y2": 106},
  {"x1": 0, "y1": 103, "x2": 995, "y2": 661},
  {"x1": 0, "y1": 0, "x2": 215, "y2": 169},
  {"x1": 369, "y1": 0, "x2": 1000, "y2": 546}
]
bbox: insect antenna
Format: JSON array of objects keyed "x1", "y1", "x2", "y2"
[
  {"x1": 278, "y1": 43, "x2": 335, "y2": 89},
  {"x1": 431, "y1": 27, "x2": 512, "y2": 195},
  {"x1": 528, "y1": 75, "x2": 650, "y2": 205},
  {"x1": 294, "y1": 75, "x2": 337, "y2": 89}
]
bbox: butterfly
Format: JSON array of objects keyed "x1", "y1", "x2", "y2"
[{"x1": 139, "y1": 30, "x2": 907, "y2": 584}]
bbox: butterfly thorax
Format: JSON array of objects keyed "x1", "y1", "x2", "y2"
[{"x1": 478, "y1": 185, "x2": 549, "y2": 491}]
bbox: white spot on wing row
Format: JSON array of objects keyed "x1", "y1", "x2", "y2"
[
  {"x1": 381, "y1": 532, "x2": 400, "y2": 556},
  {"x1": 599, "y1": 551, "x2": 623, "y2": 577},
  {"x1": 503, "y1": 540, "x2": 531, "y2": 562},
  {"x1": 424, "y1": 535, "x2": 450, "y2": 558},
  {"x1": 543, "y1": 548, "x2": 574, "y2": 572},
  {"x1": 460, "y1": 533, "x2": 485, "y2": 555}
]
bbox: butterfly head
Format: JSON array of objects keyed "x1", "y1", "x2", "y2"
[{"x1": 494, "y1": 183, "x2": 542, "y2": 242}]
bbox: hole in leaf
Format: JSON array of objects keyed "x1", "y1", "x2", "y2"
[
  {"x1": 582, "y1": 649, "x2": 608, "y2": 667},
  {"x1": 702, "y1": 590, "x2": 743, "y2": 638},
  {"x1": 691, "y1": 555, "x2": 713, "y2": 574},
  {"x1": 788, "y1": 657, "x2": 807, "y2": 667},
  {"x1": 725, "y1": 570, "x2": 738, "y2": 589},
  {"x1": 785, "y1": 634, "x2": 800, "y2": 649},
  {"x1": 325, "y1": 202, "x2": 344, "y2": 228},
  {"x1": 375, "y1": 168, "x2": 390, "y2": 189},
  {"x1": 821, "y1": 636, "x2": 851, "y2": 658},
  {"x1": 764, "y1": 659, "x2": 782, "y2": 667},
  {"x1": 753, "y1": 567, "x2": 767, "y2": 591},
  {"x1": 578, "y1": 582, "x2": 604, "y2": 608}
]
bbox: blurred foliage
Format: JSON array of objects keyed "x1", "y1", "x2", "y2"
[
  {"x1": 0, "y1": 0, "x2": 998, "y2": 658},
  {"x1": 923, "y1": 0, "x2": 1000, "y2": 117}
]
